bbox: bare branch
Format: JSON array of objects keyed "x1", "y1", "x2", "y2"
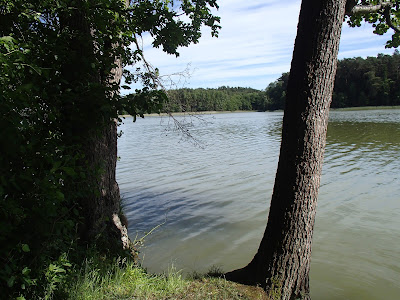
[
  {"x1": 132, "y1": 33, "x2": 160, "y2": 88},
  {"x1": 159, "y1": 63, "x2": 194, "y2": 90},
  {"x1": 131, "y1": 34, "x2": 204, "y2": 147}
]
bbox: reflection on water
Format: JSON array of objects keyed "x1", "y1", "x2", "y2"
[
  {"x1": 117, "y1": 110, "x2": 400, "y2": 299},
  {"x1": 312, "y1": 110, "x2": 400, "y2": 299}
]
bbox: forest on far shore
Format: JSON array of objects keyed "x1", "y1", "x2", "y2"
[{"x1": 166, "y1": 51, "x2": 400, "y2": 112}]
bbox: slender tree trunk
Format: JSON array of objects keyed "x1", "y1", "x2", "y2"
[{"x1": 226, "y1": 1, "x2": 347, "y2": 299}]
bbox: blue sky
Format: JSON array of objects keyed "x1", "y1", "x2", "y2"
[{"x1": 135, "y1": 0, "x2": 396, "y2": 90}]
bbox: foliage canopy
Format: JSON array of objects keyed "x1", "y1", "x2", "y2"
[
  {"x1": 0, "y1": 0, "x2": 219, "y2": 298},
  {"x1": 347, "y1": 0, "x2": 400, "y2": 48}
]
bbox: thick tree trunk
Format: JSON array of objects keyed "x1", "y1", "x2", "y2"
[
  {"x1": 82, "y1": 41, "x2": 130, "y2": 251},
  {"x1": 82, "y1": 119, "x2": 129, "y2": 251},
  {"x1": 60, "y1": 2, "x2": 129, "y2": 252},
  {"x1": 226, "y1": 1, "x2": 347, "y2": 299}
]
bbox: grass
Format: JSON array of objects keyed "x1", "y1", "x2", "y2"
[{"x1": 66, "y1": 259, "x2": 268, "y2": 300}]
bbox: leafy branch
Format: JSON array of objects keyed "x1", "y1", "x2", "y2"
[{"x1": 346, "y1": 0, "x2": 400, "y2": 47}]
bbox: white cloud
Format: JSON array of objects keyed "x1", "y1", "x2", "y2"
[{"x1": 130, "y1": 1, "x2": 396, "y2": 90}]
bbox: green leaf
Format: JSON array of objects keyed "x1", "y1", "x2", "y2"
[
  {"x1": 0, "y1": 36, "x2": 16, "y2": 44},
  {"x1": 7, "y1": 276, "x2": 15, "y2": 287},
  {"x1": 22, "y1": 243, "x2": 30, "y2": 252},
  {"x1": 22, "y1": 267, "x2": 31, "y2": 276},
  {"x1": 55, "y1": 191, "x2": 65, "y2": 201},
  {"x1": 50, "y1": 161, "x2": 62, "y2": 173},
  {"x1": 61, "y1": 166, "x2": 76, "y2": 176}
]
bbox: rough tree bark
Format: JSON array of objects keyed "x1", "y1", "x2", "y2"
[
  {"x1": 84, "y1": 40, "x2": 130, "y2": 251},
  {"x1": 225, "y1": 1, "x2": 347, "y2": 299},
  {"x1": 60, "y1": 1, "x2": 129, "y2": 252}
]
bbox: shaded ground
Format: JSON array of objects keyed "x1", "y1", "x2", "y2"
[{"x1": 176, "y1": 277, "x2": 269, "y2": 300}]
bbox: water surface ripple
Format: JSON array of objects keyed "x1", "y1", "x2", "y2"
[{"x1": 117, "y1": 110, "x2": 400, "y2": 299}]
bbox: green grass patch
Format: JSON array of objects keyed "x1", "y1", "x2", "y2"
[{"x1": 66, "y1": 259, "x2": 268, "y2": 300}]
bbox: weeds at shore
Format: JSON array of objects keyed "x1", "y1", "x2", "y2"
[{"x1": 66, "y1": 259, "x2": 268, "y2": 299}]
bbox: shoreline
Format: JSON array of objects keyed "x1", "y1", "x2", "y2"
[
  {"x1": 120, "y1": 110, "x2": 257, "y2": 118},
  {"x1": 119, "y1": 106, "x2": 400, "y2": 118},
  {"x1": 329, "y1": 105, "x2": 400, "y2": 111}
]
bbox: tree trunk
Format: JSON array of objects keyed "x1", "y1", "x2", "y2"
[
  {"x1": 60, "y1": 2, "x2": 129, "y2": 252},
  {"x1": 225, "y1": 1, "x2": 347, "y2": 299},
  {"x1": 81, "y1": 119, "x2": 129, "y2": 251},
  {"x1": 82, "y1": 38, "x2": 130, "y2": 251}
]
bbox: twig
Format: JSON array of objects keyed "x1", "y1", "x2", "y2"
[{"x1": 132, "y1": 34, "x2": 205, "y2": 147}]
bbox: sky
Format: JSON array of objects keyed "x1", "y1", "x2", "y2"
[{"x1": 133, "y1": 0, "x2": 396, "y2": 91}]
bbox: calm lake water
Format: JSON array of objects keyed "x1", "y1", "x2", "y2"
[{"x1": 117, "y1": 109, "x2": 400, "y2": 299}]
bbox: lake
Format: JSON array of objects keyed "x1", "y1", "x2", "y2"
[{"x1": 117, "y1": 109, "x2": 400, "y2": 299}]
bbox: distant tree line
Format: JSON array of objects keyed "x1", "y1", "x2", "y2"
[
  {"x1": 333, "y1": 50, "x2": 400, "y2": 107},
  {"x1": 166, "y1": 51, "x2": 400, "y2": 112},
  {"x1": 165, "y1": 86, "x2": 267, "y2": 112}
]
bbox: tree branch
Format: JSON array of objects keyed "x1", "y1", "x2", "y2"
[
  {"x1": 346, "y1": 1, "x2": 400, "y2": 33},
  {"x1": 131, "y1": 34, "x2": 203, "y2": 147},
  {"x1": 351, "y1": 1, "x2": 393, "y2": 14},
  {"x1": 384, "y1": 5, "x2": 400, "y2": 33},
  {"x1": 132, "y1": 33, "x2": 160, "y2": 88}
]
